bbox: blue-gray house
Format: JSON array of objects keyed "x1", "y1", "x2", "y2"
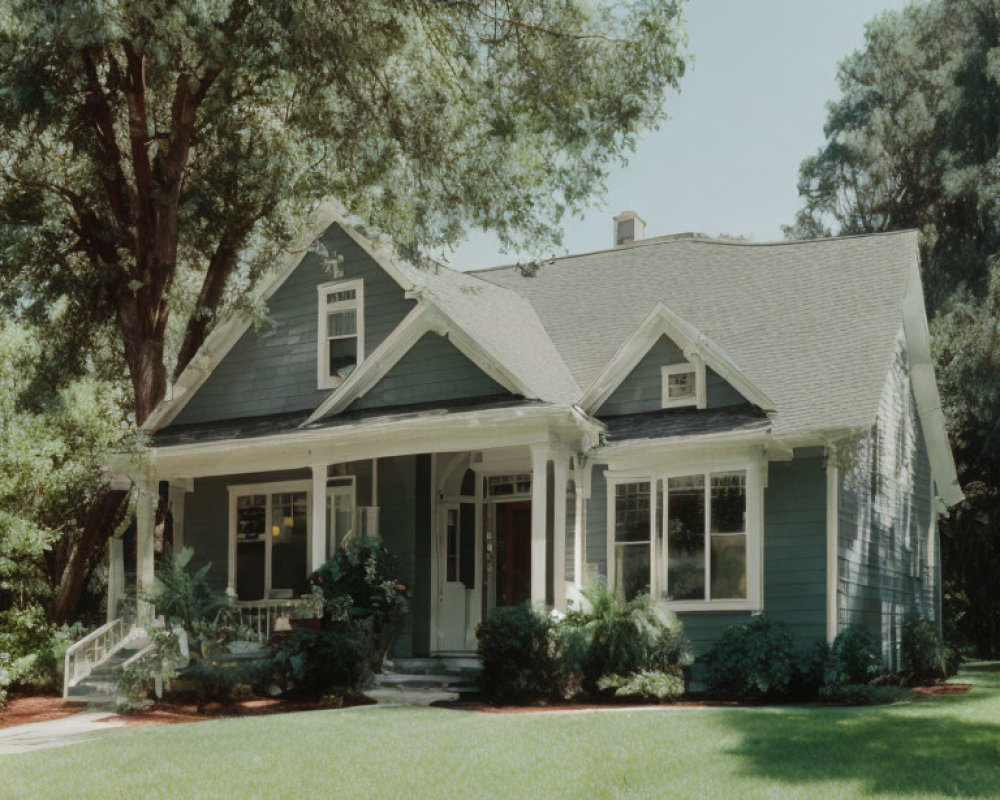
[{"x1": 114, "y1": 201, "x2": 964, "y2": 670}]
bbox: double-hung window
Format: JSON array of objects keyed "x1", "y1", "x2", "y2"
[
  {"x1": 608, "y1": 461, "x2": 761, "y2": 611},
  {"x1": 661, "y1": 361, "x2": 705, "y2": 409},
  {"x1": 318, "y1": 279, "x2": 364, "y2": 389}
]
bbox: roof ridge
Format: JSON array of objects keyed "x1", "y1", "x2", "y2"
[{"x1": 466, "y1": 229, "x2": 919, "y2": 274}]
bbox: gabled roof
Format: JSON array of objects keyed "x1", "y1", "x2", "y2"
[{"x1": 472, "y1": 230, "x2": 962, "y2": 504}]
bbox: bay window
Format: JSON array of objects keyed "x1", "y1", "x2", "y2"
[{"x1": 608, "y1": 461, "x2": 761, "y2": 610}]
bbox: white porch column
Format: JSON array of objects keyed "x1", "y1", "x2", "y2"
[
  {"x1": 136, "y1": 471, "x2": 157, "y2": 629},
  {"x1": 310, "y1": 464, "x2": 328, "y2": 571},
  {"x1": 530, "y1": 446, "x2": 550, "y2": 608},
  {"x1": 552, "y1": 453, "x2": 569, "y2": 612}
]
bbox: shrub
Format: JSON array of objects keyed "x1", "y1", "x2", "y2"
[
  {"x1": 0, "y1": 605, "x2": 85, "y2": 698},
  {"x1": 827, "y1": 625, "x2": 882, "y2": 684},
  {"x1": 178, "y1": 658, "x2": 274, "y2": 710},
  {"x1": 116, "y1": 627, "x2": 183, "y2": 711},
  {"x1": 568, "y1": 583, "x2": 693, "y2": 691},
  {"x1": 702, "y1": 616, "x2": 798, "y2": 700},
  {"x1": 819, "y1": 682, "x2": 911, "y2": 705},
  {"x1": 596, "y1": 668, "x2": 685, "y2": 702},
  {"x1": 152, "y1": 547, "x2": 228, "y2": 630},
  {"x1": 476, "y1": 604, "x2": 557, "y2": 703},
  {"x1": 272, "y1": 628, "x2": 366, "y2": 695},
  {"x1": 901, "y1": 610, "x2": 960, "y2": 684}
]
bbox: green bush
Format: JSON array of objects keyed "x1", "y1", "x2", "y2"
[
  {"x1": 702, "y1": 616, "x2": 798, "y2": 700},
  {"x1": 272, "y1": 628, "x2": 366, "y2": 695},
  {"x1": 819, "y1": 682, "x2": 911, "y2": 705},
  {"x1": 827, "y1": 625, "x2": 882, "y2": 684},
  {"x1": 596, "y1": 668, "x2": 685, "y2": 701},
  {"x1": 178, "y1": 658, "x2": 274, "y2": 709},
  {"x1": 152, "y1": 547, "x2": 229, "y2": 630},
  {"x1": 901, "y1": 610, "x2": 960, "y2": 684},
  {"x1": 567, "y1": 583, "x2": 693, "y2": 691},
  {"x1": 476, "y1": 604, "x2": 558, "y2": 703},
  {"x1": 0, "y1": 605, "x2": 85, "y2": 698}
]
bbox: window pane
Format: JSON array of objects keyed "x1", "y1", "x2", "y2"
[
  {"x1": 711, "y1": 534, "x2": 747, "y2": 599},
  {"x1": 326, "y1": 288, "x2": 357, "y2": 304},
  {"x1": 236, "y1": 494, "x2": 267, "y2": 542},
  {"x1": 328, "y1": 337, "x2": 358, "y2": 376},
  {"x1": 711, "y1": 471, "x2": 746, "y2": 533},
  {"x1": 327, "y1": 492, "x2": 354, "y2": 553},
  {"x1": 667, "y1": 370, "x2": 695, "y2": 400},
  {"x1": 615, "y1": 482, "x2": 650, "y2": 543},
  {"x1": 236, "y1": 540, "x2": 265, "y2": 600},
  {"x1": 327, "y1": 308, "x2": 357, "y2": 337},
  {"x1": 616, "y1": 544, "x2": 650, "y2": 601},
  {"x1": 667, "y1": 475, "x2": 705, "y2": 600},
  {"x1": 271, "y1": 492, "x2": 308, "y2": 595}
]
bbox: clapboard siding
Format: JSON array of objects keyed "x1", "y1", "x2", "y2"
[
  {"x1": 349, "y1": 332, "x2": 510, "y2": 411},
  {"x1": 598, "y1": 335, "x2": 753, "y2": 416},
  {"x1": 379, "y1": 455, "x2": 419, "y2": 659},
  {"x1": 173, "y1": 224, "x2": 415, "y2": 425},
  {"x1": 598, "y1": 336, "x2": 685, "y2": 416},
  {"x1": 837, "y1": 333, "x2": 936, "y2": 669},
  {"x1": 585, "y1": 464, "x2": 609, "y2": 578},
  {"x1": 763, "y1": 455, "x2": 828, "y2": 649}
]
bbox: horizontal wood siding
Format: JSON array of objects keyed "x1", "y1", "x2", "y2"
[
  {"x1": 598, "y1": 336, "x2": 685, "y2": 416},
  {"x1": 349, "y1": 332, "x2": 510, "y2": 411},
  {"x1": 585, "y1": 464, "x2": 609, "y2": 579},
  {"x1": 763, "y1": 454, "x2": 827, "y2": 649},
  {"x1": 173, "y1": 224, "x2": 415, "y2": 425},
  {"x1": 837, "y1": 334, "x2": 936, "y2": 669},
  {"x1": 379, "y1": 455, "x2": 418, "y2": 659},
  {"x1": 706, "y1": 368, "x2": 746, "y2": 408}
]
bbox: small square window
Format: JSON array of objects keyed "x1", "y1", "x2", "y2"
[{"x1": 661, "y1": 362, "x2": 700, "y2": 408}]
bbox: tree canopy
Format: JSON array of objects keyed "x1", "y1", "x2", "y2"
[
  {"x1": 0, "y1": 0, "x2": 688, "y2": 423},
  {"x1": 787, "y1": 0, "x2": 1000, "y2": 655}
]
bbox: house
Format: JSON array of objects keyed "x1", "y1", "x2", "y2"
[{"x1": 103, "y1": 201, "x2": 964, "y2": 675}]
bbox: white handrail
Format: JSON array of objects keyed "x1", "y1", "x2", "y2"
[
  {"x1": 63, "y1": 617, "x2": 132, "y2": 698},
  {"x1": 235, "y1": 599, "x2": 294, "y2": 640}
]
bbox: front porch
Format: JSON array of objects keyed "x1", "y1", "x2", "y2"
[{"x1": 118, "y1": 402, "x2": 600, "y2": 658}]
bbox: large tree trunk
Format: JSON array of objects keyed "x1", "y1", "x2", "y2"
[{"x1": 49, "y1": 488, "x2": 128, "y2": 624}]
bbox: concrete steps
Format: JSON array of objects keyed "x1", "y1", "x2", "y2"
[
  {"x1": 370, "y1": 656, "x2": 481, "y2": 706},
  {"x1": 65, "y1": 642, "x2": 147, "y2": 708}
]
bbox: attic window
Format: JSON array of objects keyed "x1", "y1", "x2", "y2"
[
  {"x1": 317, "y1": 279, "x2": 364, "y2": 389},
  {"x1": 661, "y1": 362, "x2": 704, "y2": 409}
]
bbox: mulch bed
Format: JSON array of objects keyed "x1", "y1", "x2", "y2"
[
  {"x1": 912, "y1": 683, "x2": 974, "y2": 696},
  {"x1": 0, "y1": 695, "x2": 81, "y2": 730}
]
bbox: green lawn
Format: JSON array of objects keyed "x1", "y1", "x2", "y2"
[{"x1": 4, "y1": 665, "x2": 1000, "y2": 800}]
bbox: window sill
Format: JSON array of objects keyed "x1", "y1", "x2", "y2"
[
  {"x1": 661, "y1": 599, "x2": 760, "y2": 613},
  {"x1": 317, "y1": 374, "x2": 347, "y2": 392}
]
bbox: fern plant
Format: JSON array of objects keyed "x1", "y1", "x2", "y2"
[{"x1": 151, "y1": 547, "x2": 228, "y2": 630}]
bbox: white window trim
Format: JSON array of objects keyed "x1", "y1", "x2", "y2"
[
  {"x1": 661, "y1": 360, "x2": 706, "y2": 410},
  {"x1": 326, "y1": 476, "x2": 357, "y2": 552},
  {"x1": 317, "y1": 278, "x2": 365, "y2": 390},
  {"x1": 605, "y1": 457, "x2": 763, "y2": 612},
  {"x1": 227, "y1": 479, "x2": 313, "y2": 597}
]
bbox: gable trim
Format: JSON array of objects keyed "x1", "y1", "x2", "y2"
[
  {"x1": 302, "y1": 303, "x2": 526, "y2": 424},
  {"x1": 902, "y1": 257, "x2": 963, "y2": 507},
  {"x1": 143, "y1": 199, "x2": 418, "y2": 433},
  {"x1": 579, "y1": 303, "x2": 776, "y2": 415}
]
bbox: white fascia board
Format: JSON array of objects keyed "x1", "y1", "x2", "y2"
[
  {"x1": 148, "y1": 404, "x2": 590, "y2": 479},
  {"x1": 594, "y1": 428, "x2": 772, "y2": 471},
  {"x1": 144, "y1": 199, "x2": 420, "y2": 433},
  {"x1": 579, "y1": 302, "x2": 776, "y2": 415},
  {"x1": 901, "y1": 257, "x2": 963, "y2": 507},
  {"x1": 304, "y1": 304, "x2": 442, "y2": 424}
]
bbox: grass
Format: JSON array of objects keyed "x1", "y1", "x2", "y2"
[{"x1": 3, "y1": 664, "x2": 1000, "y2": 800}]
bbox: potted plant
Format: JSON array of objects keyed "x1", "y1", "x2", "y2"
[{"x1": 290, "y1": 585, "x2": 324, "y2": 631}]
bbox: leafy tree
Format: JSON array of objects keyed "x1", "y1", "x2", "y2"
[
  {"x1": 0, "y1": 1, "x2": 688, "y2": 620},
  {"x1": 787, "y1": 0, "x2": 1000, "y2": 655},
  {"x1": 0, "y1": 319, "x2": 136, "y2": 622}
]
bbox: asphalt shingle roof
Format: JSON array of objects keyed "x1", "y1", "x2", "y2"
[{"x1": 469, "y1": 230, "x2": 919, "y2": 437}]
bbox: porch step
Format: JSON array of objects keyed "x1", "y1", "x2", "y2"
[
  {"x1": 374, "y1": 656, "x2": 481, "y2": 700},
  {"x1": 383, "y1": 657, "x2": 482, "y2": 679},
  {"x1": 65, "y1": 642, "x2": 148, "y2": 708}
]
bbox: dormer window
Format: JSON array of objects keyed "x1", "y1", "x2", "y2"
[
  {"x1": 661, "y1": 361, "x2": 705, "y2": 409},
  {"x1": 318, "y1": 279, "x2": 364, "y2": 389}
]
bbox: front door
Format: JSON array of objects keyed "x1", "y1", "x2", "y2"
[
  {"x1": 436, "y1": 505, "x2": 473, "y2": 652},
  {"x1": 493, "y1": 500, "x2": 532, "y2": 608}
]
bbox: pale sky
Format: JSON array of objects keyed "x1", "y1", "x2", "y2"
[{"x1": 444, "y1": 0, "x2": 909, "y2": 271}]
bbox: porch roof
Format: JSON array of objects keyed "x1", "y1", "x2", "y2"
[{"x1": 602, "y1": 404, "x2": 770, "y2": 444}]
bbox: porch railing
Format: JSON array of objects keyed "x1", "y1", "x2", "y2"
[
  {"x1": 63, "y1": 617, "x2": 132, "y2": 698},
  {"x1": 235, "y1": 599, "x2": 295, "y2": 640}
]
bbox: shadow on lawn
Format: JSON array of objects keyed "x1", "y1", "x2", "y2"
[{"x1": 723, "y1": 685, "x2": 1000, "y2": 797}]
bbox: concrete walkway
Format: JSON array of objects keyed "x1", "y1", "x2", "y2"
[{"x1": 0, "y1": 711, "x2": 129, "y2": 756}]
